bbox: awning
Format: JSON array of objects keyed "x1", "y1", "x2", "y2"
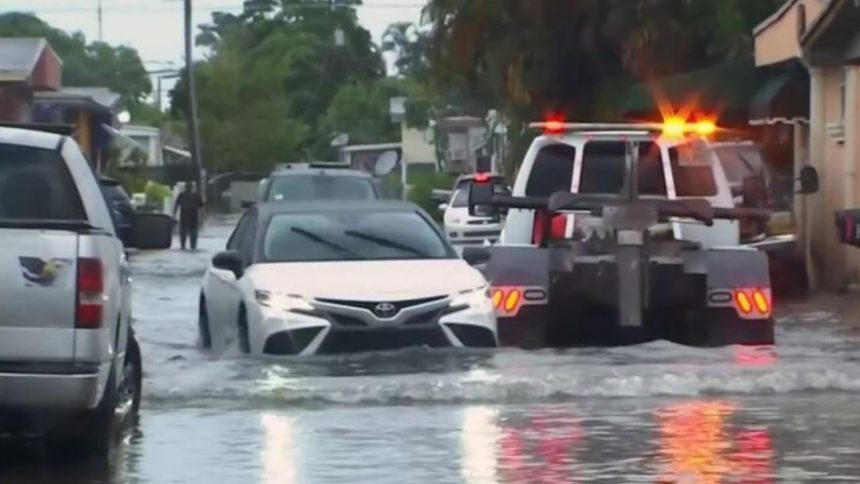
[{"x1": 749, "y1": 61, "x2": 809, "y2": 125}]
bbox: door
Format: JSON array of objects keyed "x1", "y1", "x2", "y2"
[{"x1": 206, "y1": 211, "x2": 255, "y2": 346}]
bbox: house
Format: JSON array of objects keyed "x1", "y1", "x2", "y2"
[
  {"x1": 33, "y1": 87, "x2": 123, "y2": 170},
  {"x1": 800, "y1": 0, "x2": 860, "y2": 289},
  {"x1": 436, "y1": 116, "x2": 490, "y2": 174},
  {"x1": 0, "y1": 38, "x2": 62, "y2": 122}
]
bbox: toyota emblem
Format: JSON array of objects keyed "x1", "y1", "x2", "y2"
[{"x1": 373, "y1": 302, "x2": 397, "y2": 319}]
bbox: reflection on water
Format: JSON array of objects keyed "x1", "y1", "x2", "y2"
[
  {"x1": 261, "y1": 413, "x2": 298, "y2": 484},
  {"x1": 656, "y1": 401, "x2": 774, "y2": 484},
  {"x1": 461, "y1": 406, "x2": 500, "y2": 484}
]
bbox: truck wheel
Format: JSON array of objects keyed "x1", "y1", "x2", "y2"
[
  {"x1": 118, "y1": 335, "x2": 143, "y2": 421},
  {"x1": 238, "y1": 306, "x2": 251, "y2": 354},
  {"x1": 199, "y1": 297, "x2": 212, "y2": 349}
]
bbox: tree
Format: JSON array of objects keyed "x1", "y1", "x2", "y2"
[
  {"x1": 0, "y1": 13, "x2": 152, "y2": 104},
  {"x1": 170, "y1": 0, "x2": 388, "y2": 172}
]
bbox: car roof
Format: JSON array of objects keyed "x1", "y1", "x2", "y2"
[
  {"x1": 0, "y1": 126, "x2": 64, "y2": 150},
  {"x1": 269, "y1": 166, "x2": 371, "y2": 178},
  {"x1": 255, "y1": 200, "x2": 423, "y2": 218}
]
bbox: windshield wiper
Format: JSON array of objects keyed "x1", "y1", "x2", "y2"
[
  {"x1": 344, "y1": 230, "x2": 432, "y2": 258},
  {"x1": 290, "y1": 227, "x2": 364, "y2": 259}
]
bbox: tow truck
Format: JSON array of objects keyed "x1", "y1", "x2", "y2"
[{"x1": 461, "y1": 119, "x2": 819, "y2": 347}]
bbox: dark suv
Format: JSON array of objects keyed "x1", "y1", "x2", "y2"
[
  {"x1": 100, "y1": 177, "x2": 135, "y2": 244},
  {"x1": 258, "y1": 164, "x2": 382, "y2": 203}
]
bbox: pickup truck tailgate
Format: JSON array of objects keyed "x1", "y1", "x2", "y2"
[{"x1": 0, "y1": 229, "x2": 78, "y2": 361}]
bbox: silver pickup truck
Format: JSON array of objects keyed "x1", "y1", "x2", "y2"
[{"x1": 0, "y1": 125, "x2": 171, "y2": 456}]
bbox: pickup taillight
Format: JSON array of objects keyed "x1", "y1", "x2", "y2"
[{"x1": 76, "y1": 258, "x2": 104, "y2": 328}]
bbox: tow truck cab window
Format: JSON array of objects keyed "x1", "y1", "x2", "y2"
[
  {"x1": 579, "y1": 141, "x2": 626, "y2": 194},
  {"x1": 669, "y1": 143, "x2": 718, "y2": 197},
  {"x1": 525, "y1": 144, "x2": 576, "y2": 196},
  {"x1": 0, "y1": 143, "x2": 86, "y2": 220}
]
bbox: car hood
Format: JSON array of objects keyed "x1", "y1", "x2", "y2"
[{"x1": 247, "y1": 259, "x2": 486, "y2": 300}]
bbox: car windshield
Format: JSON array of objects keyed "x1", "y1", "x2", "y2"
[
  {"x1": 266, "y1": 175, "x2": 376, "y2": 202},
  {"x1": 0, "y1": 143, "x2": 86, "y2": 221},
  {"x1": 263, "y1": 210, "x2": 453, "y2": 262}
]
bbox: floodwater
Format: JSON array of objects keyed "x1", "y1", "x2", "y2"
[{"x1": 3, "y1": 218, "x2": 860, "y2": 483}]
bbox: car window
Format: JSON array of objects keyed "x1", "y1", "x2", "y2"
[
  {"x1": 579, "y1": 141, "x2": 626, "y2": 195},
  {"x1": 451, "y1": 181, "x2": 508, "y2": 207},
  {"x1": 669, "y1": 143, "x2": 718, "y2": 197},
  {"x1": 239, "y1": 212, "x2": 257, "y2": 266},
  {"x1": 525, "y1": 144, "x2": 576, "y2": 196},
  {"x1": 263, "y1": 210, "x2": 454, "y2": 262},
  {"x1": 713, "y1": 145, "x2": 764, "y2": 183},
  {"x1": 266, "y1": 175, "x2": 377, "y2": 202},
  {"x1": 638, "y1": 141, "x2": 667, "y2": 196},
  {"x1": 227, "y1": 212, "x2": 252, "y2": 250},
  {"x1": 0, "y1": 143, "x2": 86, "y2": 220}
]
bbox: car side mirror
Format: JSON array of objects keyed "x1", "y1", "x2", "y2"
[
  {"x1": 212, "y1": 250, "x2": 244, "y2": 279},
  {"x1": 462, "y1": 246, "x2": 491, "y2": 266},
  {"x1": 129, "y1": 213, "x2": 174, "y2": 250},
  {"x1": 438, "y1": 203, "x2": 448, "y2": 212},
  {"x1": 798, "y1": 166, "x2": 819, "y2": 194},
  {"x1": 742, "y1": 175, "x2": 767, "y2": 207}
]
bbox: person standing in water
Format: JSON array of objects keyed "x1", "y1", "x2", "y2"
[{"x1": 173, "y1": 182, "x2": 204, "y2": 250}]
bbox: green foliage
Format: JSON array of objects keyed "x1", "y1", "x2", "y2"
[
  {"x1": 107, "y1": 168, "x2": 148, "y2": 195},
  {"x1": 0, "y1": 13, "x2": 151, "y2": 103},
  {"x1": 407, "y1": 171, "x2": 456, "y2": 218},
  {"x1": 145, "y1": 182, "x2": 172, "y2": 206},
  {"x1": 171, "y1": 1, "x2": 388, "y2": 174}
]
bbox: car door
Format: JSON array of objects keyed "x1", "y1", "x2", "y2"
[{"x1": 206, "y1": 212, "x2": 253, "y2": 345}]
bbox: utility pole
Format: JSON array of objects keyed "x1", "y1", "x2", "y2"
[
  {"x1": 183, "y1": 0, "x2": 204, "y2": 195},
  {"x1": 97, "y1": 0, "x2": 103, "y2": 41}
]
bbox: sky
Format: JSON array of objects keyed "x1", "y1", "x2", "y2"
[{"x1": 1, "y1": 0, "x2": 425, "y2": 106}]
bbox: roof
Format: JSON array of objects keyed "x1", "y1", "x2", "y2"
[
  {"x1": 801, "y1": 0, "x2": 860, "y2": 64},
  {"x1": 339, "y1": 142, "x2": 401, "y2": 153},
  {"x1": 255, "y1": 200, "x2": 421, "y2": 218},
  {"x1": 35, "y1": 87, "x2": 123, "y2": 112},
  {"x1": 269, "y1": 165, "x2": 372, "y2": 178},
  {"x1": 0, "y1": 125, "x2": 64, "y2": 150},
  {"x1": 0, "y1": 38, "x2": 61, "y2": 83}
]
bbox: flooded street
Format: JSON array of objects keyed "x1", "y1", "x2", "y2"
[{"x1": 4, "y1": 218, "x2": 860, "y2": 483}]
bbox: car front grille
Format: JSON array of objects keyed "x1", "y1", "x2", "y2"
[
  {"x1": 315, "y1": 295, "x2": 447, "y2": 317},
  {"x1": 316, "y1": 327, "x2": 450, "y2": 354}
]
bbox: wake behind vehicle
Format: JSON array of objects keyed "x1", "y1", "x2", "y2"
[
  {"x1": 464, "y1": 119, "x2": 819, "y2": 348},
  {"x1": 199, "y1": 201, "x2": 497, "y2": 355},
  {"x1": 0, "y1": 125, "x2": 172, "y2": 456}
]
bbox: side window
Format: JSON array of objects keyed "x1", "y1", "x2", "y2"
[
  {"x1": 525, "y1": 144, "x2": 576, "y2": 196},
  {"x1": 638, "y1": 141, "x2": 667, "y2": 196},
  {"x1": 669, "y1": 145, "x2": 718, "y2": 197},
  {"x1": 579, "y1": 141, "x2": 626, "y2": 194},
  {"x1": 239, "y1": 213, "x2": 258, "y2": 267},
  {"x1": 227, "y1": 213, "x2": 251, "y2": 250}
]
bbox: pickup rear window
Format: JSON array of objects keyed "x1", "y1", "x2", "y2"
[{"x1": 0, "y1": 143, "x2": 86, "y2": 220}]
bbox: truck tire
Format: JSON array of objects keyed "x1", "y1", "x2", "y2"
[{"x1": 199, "y1": 297, "x2": 212, "y2": 349}]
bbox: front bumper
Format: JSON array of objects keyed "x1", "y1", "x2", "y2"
[
  {"x1": 250, "y1": 301, "x2": 497, "y2": 355},
  {"x1": 446, "y1": 223, "x2": 503, "y2": 244},
  {"x1": 0, "y1": 361, "x2": 111, "y2": 410}
]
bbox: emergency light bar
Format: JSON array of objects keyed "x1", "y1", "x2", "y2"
[{"x1": 531, "y1": 117, "x2": 717, "y2": 138}]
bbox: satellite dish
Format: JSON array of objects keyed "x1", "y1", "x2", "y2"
[
  {"x1": 373, "y1": 150, "x2": 400, "y2": 177},
  {"x1": 330, "y1": 133, "x2": 350, "y2": 147}
]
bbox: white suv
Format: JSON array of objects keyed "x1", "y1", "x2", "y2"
[{"x1": 0, "y1": 125, "x2": 170, "y2": 456}]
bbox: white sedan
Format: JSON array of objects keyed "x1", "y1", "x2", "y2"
[{"x1": 199, "y1": 201, "x2": 497, "y2": 355}]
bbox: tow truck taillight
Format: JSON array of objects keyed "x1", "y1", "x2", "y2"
[
  {"x1": 77, "y1": 258, "x2": 104, "y2": 328},
  {"x1": 474, "y1": 172, "x2": 491, "y2": 183},
  {"x1": 491, "y1": 287, "x2": 524, "y2": 316},
  {"x1": 532, "y1": 211, "x2": 568, "y2": 245},
  {"x1": 732, "y1": 288, "x2": 771, "y2": 318}
]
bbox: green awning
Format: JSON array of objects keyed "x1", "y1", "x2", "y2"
[{"x1": 749, "y1": 61, "x2": 809, "y2": 124}]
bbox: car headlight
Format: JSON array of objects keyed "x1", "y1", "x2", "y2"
[
  {"x1": 255, "y1": 290, "x2": 314, "y2": 312},
  {"x1": 450, "y1": 286, "x2": 492, "y2": 311}
]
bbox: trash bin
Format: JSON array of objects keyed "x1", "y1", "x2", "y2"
[
  {"x1": 133, "y1": 213, "x2": 175, "y2": 250},
  {"x1": 835, "y1": 209, "x2": 860, "y2": 248}
]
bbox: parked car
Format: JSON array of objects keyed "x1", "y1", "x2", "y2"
[
  {"x1": 0, "y1": 125, "x2": 171, "y2": 456},
  {"x1": 198, "y1": 200, "x2": 497, "y2": 355},
  {"x1": 100, "y1": 176, "x2": 135, "y2": 245},
  {"x1": 256, "y1": 163, "x2": 382, "y2": 204}
]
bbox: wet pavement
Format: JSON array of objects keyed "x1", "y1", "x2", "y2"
[{"x1": 3, "y1": 217, "x2": 860, "y2": 483}]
